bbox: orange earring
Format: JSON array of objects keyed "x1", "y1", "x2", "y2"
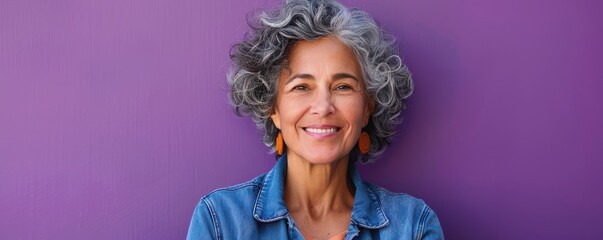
[
  {"x1": 275, "y1": 132, "x2": 284, "y2": 156},
  {"x1": 358, "y1": 132, "x2": 370, "y2": 155}
]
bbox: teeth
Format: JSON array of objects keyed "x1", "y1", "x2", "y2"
[{"x1": 305, "y1": 128, "x2": 337, "y2": 133}]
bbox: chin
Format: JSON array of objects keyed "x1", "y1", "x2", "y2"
[{"x1": 298, "y1": 151, "x2": 349, "y2": 165}]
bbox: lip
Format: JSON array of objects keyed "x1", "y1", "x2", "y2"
[{"x1": 302, "y1": 125, "x2": 340, "y2": 139}]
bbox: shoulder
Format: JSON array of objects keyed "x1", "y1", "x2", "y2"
[
  {"x1": 363, "y1": 181, "x2": 445, "y2": 239},
  {"x1": 203, "y1": 174, "x2": 265, "y2": 198},
  {"x1": 200, "y1": 174, "x2": 266, "y2": 210},
  {"x1": 187, "y1": 175, "x2": 267, "y2": 239},
  {"x1": 364, "y1": 181, "x2": 429, "y2": 209}
]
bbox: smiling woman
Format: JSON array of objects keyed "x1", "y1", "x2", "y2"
[
  {"x1": 186, "y1": 0, "x2": 444, "y2": 239},
  {"x1": 271, "y1": 37, "x2": 372, "y2": 165}
]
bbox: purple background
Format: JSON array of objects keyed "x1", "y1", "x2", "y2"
[{"x1": 1, "y1": 0, "x2": 601, "y2": 239}]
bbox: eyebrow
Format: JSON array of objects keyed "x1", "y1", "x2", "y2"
[{"x1": 285, "y1": 72, "x2": 359, "y2": 85}]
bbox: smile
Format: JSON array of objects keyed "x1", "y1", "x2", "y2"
[{"x1": 304, "y1": 127, "x2": 339, "y2": 133}]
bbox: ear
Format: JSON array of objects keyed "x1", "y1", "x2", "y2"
[
  {"x1": 270, "y1": 106, "x2": 281, "y2": 130},
  {"x1": 363, "y1": 97, "x2": 375, "y2": 127}
]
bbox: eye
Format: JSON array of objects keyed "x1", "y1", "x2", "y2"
[
  {"x1": 291, "y1": 85, "x2": 309, "y2": 91},
  {"x1": 335, "y1": 84, "x2": 354, "y2": 91}
]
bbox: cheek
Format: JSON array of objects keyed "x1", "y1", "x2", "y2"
[
  {"x1": 276, "y1": 97, "x2": 306, "y2": 128},
  {"x1": 339, "y1": 97, "x2": 368, "y2": 125}
]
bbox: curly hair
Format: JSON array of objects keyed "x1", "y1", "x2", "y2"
[{"x1": 228, "y1": 0, "x2": 413, "y2": 163}]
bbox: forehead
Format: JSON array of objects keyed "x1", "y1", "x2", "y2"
[{"x1": 286, "y1": 37, "x2": 361, "y2": 73}]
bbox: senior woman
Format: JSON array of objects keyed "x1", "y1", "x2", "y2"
[{"x1": 187, "y1": 0, "x2": 444, "y2": 239}]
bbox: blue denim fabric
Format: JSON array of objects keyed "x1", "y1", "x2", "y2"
[{"x1": 187, "y1": 155, "x2": 444, "y2": 239}]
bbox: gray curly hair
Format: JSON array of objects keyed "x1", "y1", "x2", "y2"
[{"x1": 228, "y1": 0, "x2": 413, "y2": 163}]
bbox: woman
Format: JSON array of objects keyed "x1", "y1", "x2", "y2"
[{"x1": 187, "y1": 0, "x2": 444, "y2": 239}]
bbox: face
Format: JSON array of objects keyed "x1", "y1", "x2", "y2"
[{"x1": 270, "y1": 37, "x2": 373, "y2": 165}]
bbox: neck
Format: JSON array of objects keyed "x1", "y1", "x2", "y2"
[{"x1": 284, "y1": 154, "x2": 355, "y2": 219}]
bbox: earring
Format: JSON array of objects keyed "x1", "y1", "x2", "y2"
[
  {"x1": 275, "y1": 132, "x2": 284, "y2": 156},
  {"x1": 358, "y1": 132, "x2": 370, "y2": 155}
]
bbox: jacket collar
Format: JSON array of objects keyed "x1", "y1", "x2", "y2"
[{"x1": 253, "y1": 154, "x2": 389, "y2": 229}]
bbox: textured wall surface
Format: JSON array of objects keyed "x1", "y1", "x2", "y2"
[{"x1": 1, "y1": 0, "x2": 601, "y2": 239}]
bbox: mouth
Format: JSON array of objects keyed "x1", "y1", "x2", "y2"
[{"x1": 302, "y1": 126, "x2": 340, "y2": 134}]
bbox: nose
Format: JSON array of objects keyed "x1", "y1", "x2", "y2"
[{"x1": 310, "y1": 87, "x2": 335, "y2": 116}]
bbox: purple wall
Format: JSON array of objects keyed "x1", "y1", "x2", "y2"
[{"x1": 1, "y1": 0, "x2": 601, "y2": 239}]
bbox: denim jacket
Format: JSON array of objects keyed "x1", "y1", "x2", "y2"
[{"x1": 187, "y1": 155, "x2": 444, "y2": 239}]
